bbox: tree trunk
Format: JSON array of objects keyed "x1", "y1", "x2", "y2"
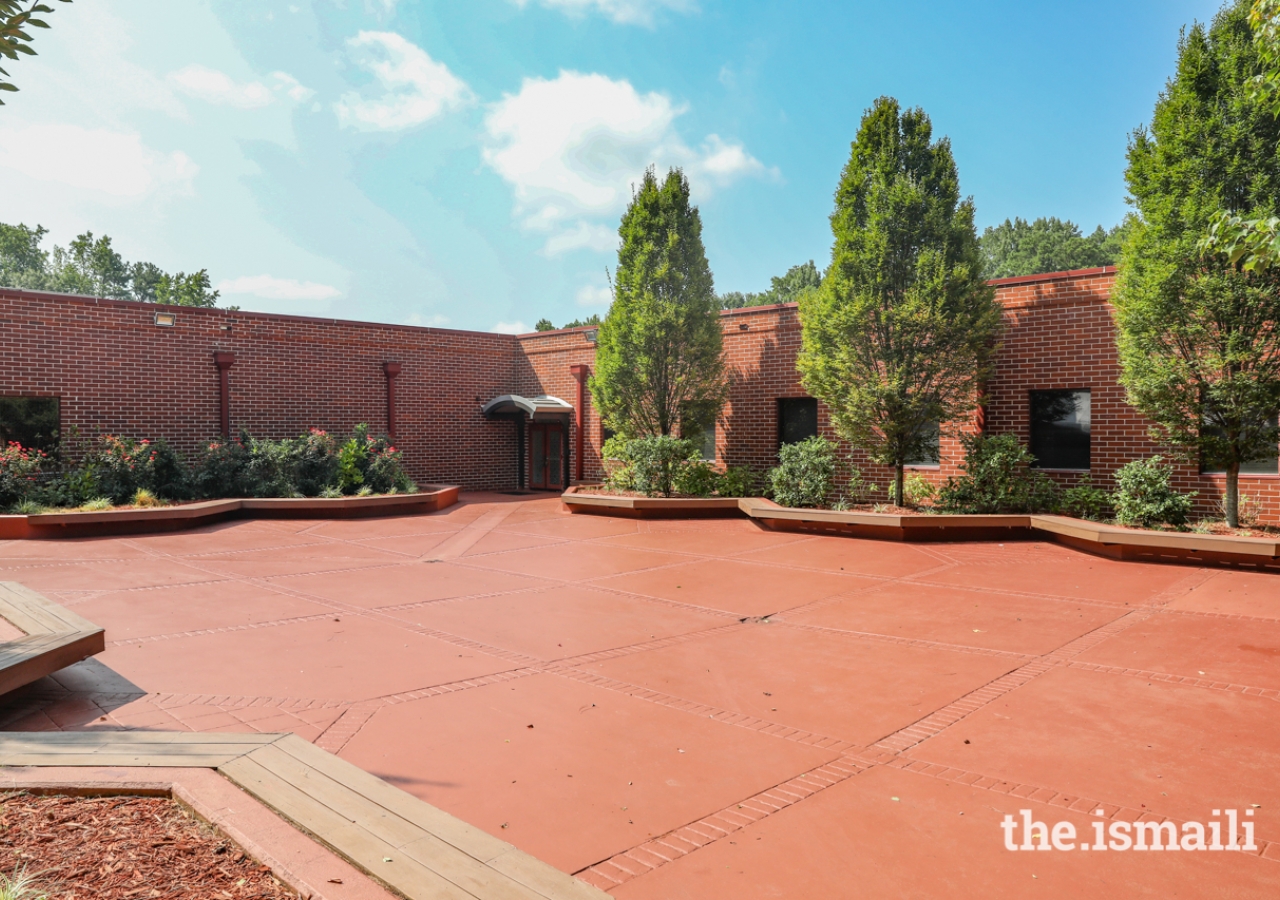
[
  {"x1": 894, "y1": 463, "x2": 906, "y2": 510},
  {"x1": 1226, "y1": 462, "x2": 1240, "y2": 529}
]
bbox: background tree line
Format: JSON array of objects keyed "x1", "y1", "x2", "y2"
[{"x1": 0, "y1": 221, "x2": 224, "y2": 307}]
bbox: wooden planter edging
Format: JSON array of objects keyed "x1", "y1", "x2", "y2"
[
  {"x1": 0, "y1": 485, "x2": 460, "y2": 540},
  {"x1": 562, "y1": 490, "x2": 1280, "y2": 570},
  {"x1": 561, "y1": 490, "x2": 742, "y2": 518},
  {"x1": 0, "y1": 732, "x2": 608, "y2": 900},
  {"x1": 0, "y1": 582, "x2": 106, "y2": 696}
]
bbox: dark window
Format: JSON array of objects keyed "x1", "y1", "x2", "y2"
[
  {"x1": 778, "y1": 397, "x2": 818, "y2": 446},
  {"x1": 1201, "y1": 415, "x2": 1280, "y2": 474},
  {"x1": 0, "y1": 397, "x2": 60, "y2": 453},
  {"x1": 905, "y1": 421, "x2": 941, "y2": 467},
  {"x1": 1029, "y1": 390, "x2": 1091, "y2": 470},
  {"x1": 686, "y1": 420, "x2": 716, "y2": 461}
]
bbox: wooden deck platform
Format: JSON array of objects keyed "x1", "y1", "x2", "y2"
[
  {"x1": 0, "y1": 731, "x2": 608, "y2": 900},
  {"x1": 0, "y1": 582, "x2": 106, "y2": 696}
]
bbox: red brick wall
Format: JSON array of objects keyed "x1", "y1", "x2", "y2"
[
  {"x1": 0, "y1": 289, "x2": 524, "y2": 491},
  {"x1": 5, "y1": 274, "x2": 1278, "y2": 522},
  {"x1": 987, "y1": 268, "x2": 1280, "y2": 524}
]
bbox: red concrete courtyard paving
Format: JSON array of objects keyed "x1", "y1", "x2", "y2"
[{"x1": 1, "y1": 493, "x2": 1278, "y2": 898}]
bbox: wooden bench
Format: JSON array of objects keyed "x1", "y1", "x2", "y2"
[
  {"x1": 0, "y1": 731, "x2": 607, "y2": 900},
  {"x1": 0, "y1": 582, "x2": 106, "y2": 696}
]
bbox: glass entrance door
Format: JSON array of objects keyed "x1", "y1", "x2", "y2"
[{"x1": 529, "y1": 423, "x2": 565, "y2": 490}]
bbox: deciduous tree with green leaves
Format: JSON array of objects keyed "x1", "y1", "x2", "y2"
[
  {"x1": 1115, "y1": 0, "x2": 1280, "y2": 528},
  {"x1": 718, "y1": 260, "x2": 823, "y2": 309},
  {"x1": 798, "y1": 97, "x2": 1002, "y2": 506},
  {"x1": 0, "y1": 221, "x2": 223, "y2": 307},
  {"x1": 590, "y1": 167, "x2": 727, "y2": 438},
  {"x1": 980, "y1": 216, "x2": 1128, "y2": 279},
  {"x1": 1, "y1": 0, "x2": 71, "y2": 104}
]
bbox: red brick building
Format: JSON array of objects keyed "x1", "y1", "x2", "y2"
[{"x1": 3, "y1": 266, "x2": 1278, "y2": 522}]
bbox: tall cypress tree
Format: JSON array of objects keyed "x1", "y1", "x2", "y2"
[
  {"x1": 1115, "y1": 0, "x2": 1280, "y2": 527},
  {"x1": 591, "y1": 167, "x2": 727, "y2": 437},
  {"x1": 798, "y1": 97, "x2": 1001, "y2": 505}
]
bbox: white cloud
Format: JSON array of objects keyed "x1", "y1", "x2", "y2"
[
  {"x1": 218, "y1": 275, "x2": 342, "y2": 300},
  {"x1": 483, "y1": 71, "x2": 771, "y2": 254},
  {"x1": 696, "y1": 134, "x2": 768, "y2": 183},
  {"x1": 170, "y1": 65, "x2": 272, "y2": 108},
  {"x1": 169, "y1": 65, "x2": 314, "y2": 108},
  {"x1": 335, "y1": 31, "x2": 471, "y2": 131},
  {"x1": 0, "y1": 121, "x2": 196, "y2": 198},
  {"x1": 510, "y1": 0, "x2": 695, "y2": 26},
  {"x1": 492, "y1": 320, "x2": 529, "y2": 334},
  {"x1": 545, "y1": 223, "x2": 617, "y2": 256},
  {"x1": 271, "y1": 72, "x2": 316, "y2": 103},
  {"x1": 576, "y1": 283, "x2": 613, "y2": 307}
]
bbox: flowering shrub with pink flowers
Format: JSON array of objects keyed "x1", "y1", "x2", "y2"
[
  {"x1": 0, "y1": 425, "x2": 415, "y2": 512},
  {"x1": 0, "y1": 442, "x2": 49, "y2": 509},
  {"x1": 191, "y1": 424, "x2": 414, "y2": 500},
  {"x1": 91, "y1": 435, "x2": 189, "y2": 504}
]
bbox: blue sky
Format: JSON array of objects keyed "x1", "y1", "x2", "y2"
[{"x1": 1, "y1": 0, "x2": 1218, "y2": 332}]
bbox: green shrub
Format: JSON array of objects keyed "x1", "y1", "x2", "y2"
[
  {"x1": 337, "y1": 431, "x2": 368, "y2": 495},
  {"x1": 937, "y1": 433, "x2": 1059, "y2": 514},
  {"x1": 601, "y1": 435, "x2": 635, "y2": 493},
  {"x1": 37, "y1": 465, "x2": 97, "y2": 509},
  {"x1": 0, "y1": 442, "x2": 49, "y2": 511},
  {"x1": 1060, "y1": 474, "x2": 1112, "y2": 521},
  {"x1": 1112, "y1": 456, "x2": 1196, "y2": 528},
  {"x1": 716, "y1": 465, "x2": 759, "y2": 498},
  {"x1": 674, "y1": 458, "x2": 718, "y2": 498},
  {"x1": 888, "y1": 473, "x2": 938, "y2": 508},
  {"x1": 627, "y1": 435, "x2": 696, "y2": 497},
  {"x1": 192, "y1": 436, "x2": 251, "y2": 499},
  {"x1": 768, "y1": 435, "x2": 836, "y2": 509},
  {"x1": 88, "y1": 436, "x2": 189, "y2": 504},
  {"x1": 244, "y1": 436, "x2": 297, "y2": 498}
]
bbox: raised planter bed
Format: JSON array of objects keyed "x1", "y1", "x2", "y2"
[
  {"x1": 563, "y1": 489, "x2": 1280, "y2": 571},
  {"x1": 561, "y1": 488, "x2": 742, "y2": 518},
  {"x1": 0, "y1": 485, "x2": 459, "y2": 540}
]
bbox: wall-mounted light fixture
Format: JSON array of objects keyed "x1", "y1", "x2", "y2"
[
  {"x1": 739, "y1": 323, "x2": 750, "y2": 331},
  {"x1": 154, "y1": 311, "x2": 177, "y2": 327},
  {"x1": 584, "y1": 328, "x2": 599, "y2": 344}
]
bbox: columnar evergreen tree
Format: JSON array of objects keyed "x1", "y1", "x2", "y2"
[
  {"x1": 798, "y1": 97, "x2": 1002, "y2": 506},
  {"x1": 1115, "y1": 0, "x2": 1280, "y2": 528},
  {"x1": 590, "y1": 167, "x2": 727, "y2": 437}
]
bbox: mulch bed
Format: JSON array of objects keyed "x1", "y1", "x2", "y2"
[{"x1": 0, "y1": 793, "x2": 297, "y2": 899}]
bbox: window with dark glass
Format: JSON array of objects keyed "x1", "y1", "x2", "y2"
[
  {"x1": 778, "y1": 397, "x2": 818, "y2": 446},
  {"x1": 1029, "y1": 390, "x2": 1090, "y2": 470},
  {"x1": 685, "y1": 420, "x2": 716, "y2": 461},
  {"x1": 0, "y1": 397, "x2": 60, "y2": 453},
  {"x1": 905, "y1": 421, "x2": 940, "y2": 467},
  {"x1": 1200, "y1": 415, "x2": 1280, "y2": 474}
]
